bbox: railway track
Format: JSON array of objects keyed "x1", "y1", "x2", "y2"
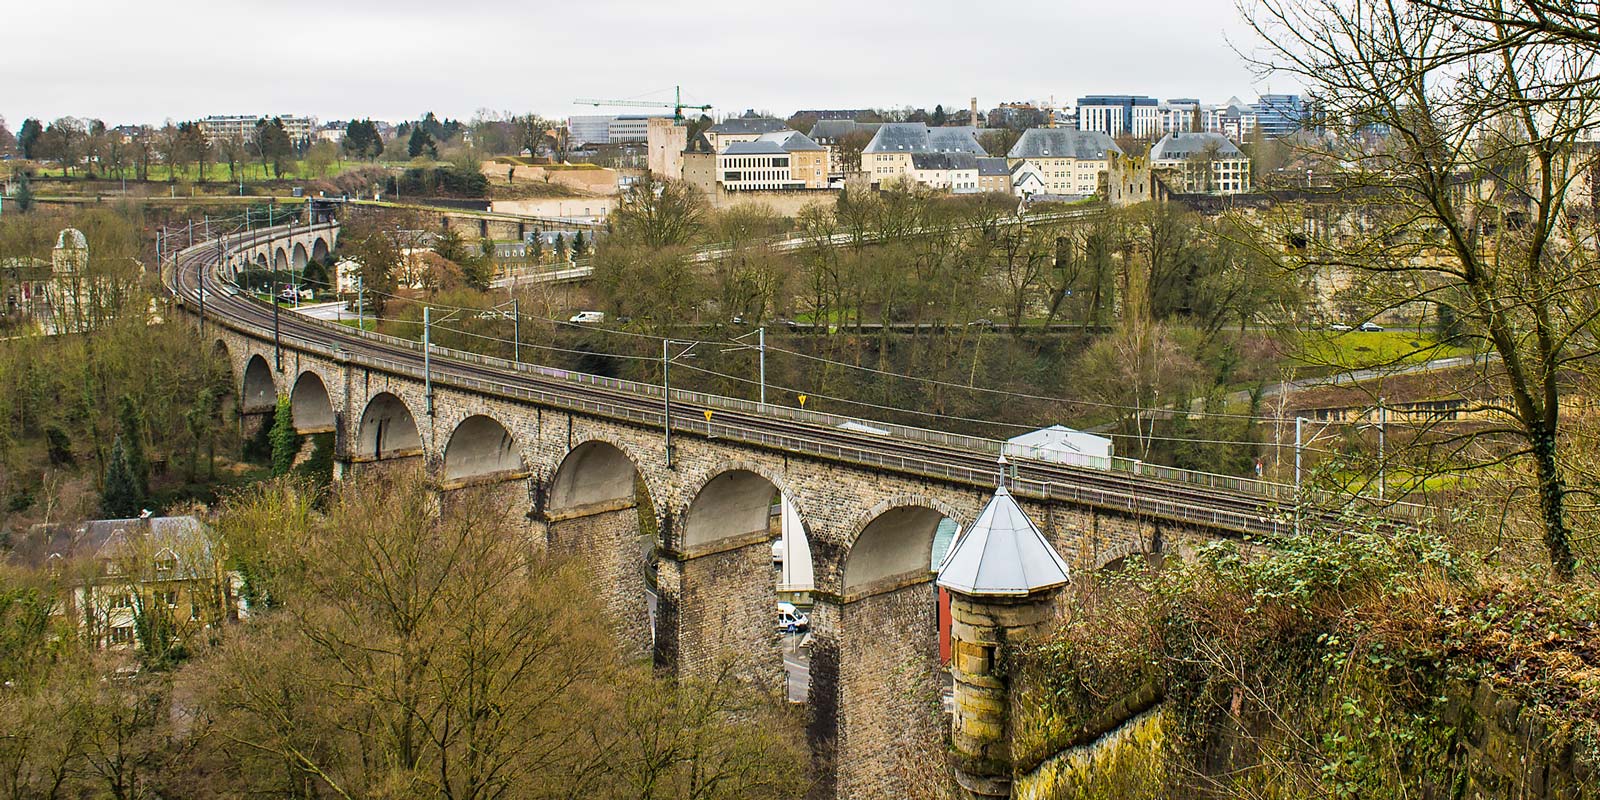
[{"x1": 171, "y1": 224, "x2": 1390, "y2": 538}]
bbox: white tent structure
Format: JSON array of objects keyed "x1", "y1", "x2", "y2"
[{"x1": 1003, "y1": 424, "x2": 1114, "y2": 470}]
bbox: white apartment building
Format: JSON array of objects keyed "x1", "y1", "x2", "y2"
[
  {"x1": 199, "y1": 115, "x2": 315, "y2": 145},
  {"x1": 1150, "y1": 132, "x2": 1252, "y2": 195},
  {"x1": 1005, "y1": 128, "x2": 1123, "y2": 197}
]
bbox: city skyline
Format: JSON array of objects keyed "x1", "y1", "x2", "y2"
[{"x1": 3, "y1": 0, "x2": 1288, "y2": 126}]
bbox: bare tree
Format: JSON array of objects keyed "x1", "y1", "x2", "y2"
[{"x1": 1242, "y1": 0, "x2": 1600, "y2": 577}]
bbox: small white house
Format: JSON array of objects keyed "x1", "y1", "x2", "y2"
[{"x1": 1003, "y1": 425, "x2": 1114, "y2": 470}]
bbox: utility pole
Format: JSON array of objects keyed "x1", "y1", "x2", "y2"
[
  {"x1": 1294, "y1": 416, "x2": 1304, "y2": 493},
  {"x1": 758, "y1": 326, "x2": 767, "y2": 408},
  {"x1": 512, "y1": 297, "x2": 520, "y2": 364},
  {"x1": 424, "y1": 306, "x2": 433, "y2": 415},
  {"x1": 356, "y1": 275, "x2": 364, "y2": 330}
]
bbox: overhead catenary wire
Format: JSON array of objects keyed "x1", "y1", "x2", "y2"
[
  {"x1": 667, "y1": 361, "x2": 1343, "y2": 455},
  {"x1": 763, "y1": 342, "x2": 1296, "y2": 423}
]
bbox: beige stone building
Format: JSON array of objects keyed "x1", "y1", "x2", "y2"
[
  {"x1": 1005, "y1": 128, "x2": 1123, "y2": 197},
  {"x1": 862, "y1": 123, "x2": 987, "y2": 186},
  {"x1": 976, "y1": 157, "x2": 1011, "y2": 194},
  {"x1": 1149, "y1": 131, "x2": 1252, "y2": 195},
  {"x1": 682, "y1": 133, "x2": 718, "y2": 196}
]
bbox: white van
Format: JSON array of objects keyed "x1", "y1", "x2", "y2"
[
  {"x1": 777, "y1": 602, "x2": 810, "y2": 632},
  {"x1": 568, "y1": 311, "x2": 605, "y2": 323}
]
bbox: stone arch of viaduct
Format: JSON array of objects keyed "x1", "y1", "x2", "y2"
[{"x1": 202, "y1": 280, "x2": 1226, "y2": 800}]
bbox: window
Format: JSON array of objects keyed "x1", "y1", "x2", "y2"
[
  {"x1": 162, "y1": 590, "x2": 179, "y2": 608},
  {"x1": 110, "y1": 593, "x2": 133, "y2": 610},
  {"x1": 110, "y1": 626, "x2": 134, "y2": 645}
]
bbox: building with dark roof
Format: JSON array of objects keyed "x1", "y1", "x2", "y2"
[
  {"x1": 706, "y1": 117, "x2": 790, "y2": 152},
  {"x1": 1005, "y1": 129, "x2": 1124, "y2": 197},
  {"x1": 976, "y1": 157, "x2": 1012, "y2": 193},
  {"x1": 1149, "y1": 131, "x2": 1251, "y2": 194},
  {"x1": 807, "y1": 120, "x2": 883, "y2": 178},
  {"x1": 682, "y1": 132, "x2": 717, "y2": 195},
  {"x1": 909, "y1": 152, "x2": 982, "y2": 193},
  {"x1": 861, "y1": 123, "x2": 985, "y2": 186},
  {"x1": 13, "y1": 515, "x2": 241, "y2": 650}
]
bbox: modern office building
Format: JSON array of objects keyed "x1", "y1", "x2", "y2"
[
  {"x1": 1252, "y1": 94, "x2": 1309, "y2": 138},
  {"x1": 567, "y1": 115, "x2": 615, "y2": 146},
  {"x1": 1076, "y1": 96, "x2": 1161, "y2": 139},
  {"x1": 608, "y1": 115, "x2": 672, "y2": 143}
]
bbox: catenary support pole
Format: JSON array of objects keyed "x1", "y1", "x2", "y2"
[
  {"x1": 663, "y1": 339, "x2": 673, "y2": 468},
  {"x1": 1378, "y1": 397, "x2": 1386, "y2": 500},
  {"x1": 272, "y1": 286, "x2": 282, "y2": 372},
  {"x1": 424, "y1": 306, "x2": 433, "y2": 415}
]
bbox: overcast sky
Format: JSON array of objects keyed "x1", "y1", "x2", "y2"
[{"x1": 3, "y1": 0, "x2": 1292, "y2": 128}]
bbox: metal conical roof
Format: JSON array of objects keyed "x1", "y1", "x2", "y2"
[{"x1": 936, "y1": 485, "x2": 1071, "y2": 597}]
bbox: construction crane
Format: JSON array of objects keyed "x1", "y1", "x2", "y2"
[{"x1": 573, "y1": 85, "x2": 712, "y2": 122}]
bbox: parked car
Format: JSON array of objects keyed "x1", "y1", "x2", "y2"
[
  {"x1": 1359, "y1": 321, "x2": 1385, "y2": 332},
  {"x1": 1328, "y1": 322, "x2": 1354, "y2": 332},
  {"x1": 568, "y1": 311, "x2": 605, "y2": 324},
  {"x1": 277, "y1": 287, "x2": 298, "y2": 303},
  {"x1": 968, "y1": 318, "x2": 997, "y2": 330},
  {"x1": 777, "y1": 602, "x2": 810, "y2": 632}
]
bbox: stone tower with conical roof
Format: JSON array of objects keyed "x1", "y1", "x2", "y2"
[{"x1": 937, "y1": 456, "x2": 1071, "y2": 799}]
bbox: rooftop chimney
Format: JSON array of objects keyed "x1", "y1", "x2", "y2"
[{"x1": 970, "y1": 97, "x2": 979, "y2": 128}]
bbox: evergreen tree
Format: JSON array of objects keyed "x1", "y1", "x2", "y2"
[
  {"x1": 12, "y1": 173, "x2": 33, "y2": 213},
  {"x1": 17, "y1": 118, "x2": 42, "y2": 159},
  {"x1": 554, "y1": 234, "x2": 567, "y2": 262},
  {"x1": 408, "y1": 126, "x2": 438, "y2": 159},
  {"x1": 269, "y1": 394, "x2": 297, "y2": 477},
  {"x1": 117, "y1": 395, "x2": 149, "y2": 495},
  {"x1": 530, "y1": 234, "x2": 543, "y2": 263},
  {"x1": 342, "y1": 119, "x2": 384, "y2": 160},
  {"x1": 102, "y1": 435, "x2": 143, "y2": 518},
  {"x1": 572, "y1": 230, "x2": 587, "y2": 258}
]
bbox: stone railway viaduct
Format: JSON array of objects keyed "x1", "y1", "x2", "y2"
[{"x1": 187, "y1": 222, "x2": 1266, "y2": 799}]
